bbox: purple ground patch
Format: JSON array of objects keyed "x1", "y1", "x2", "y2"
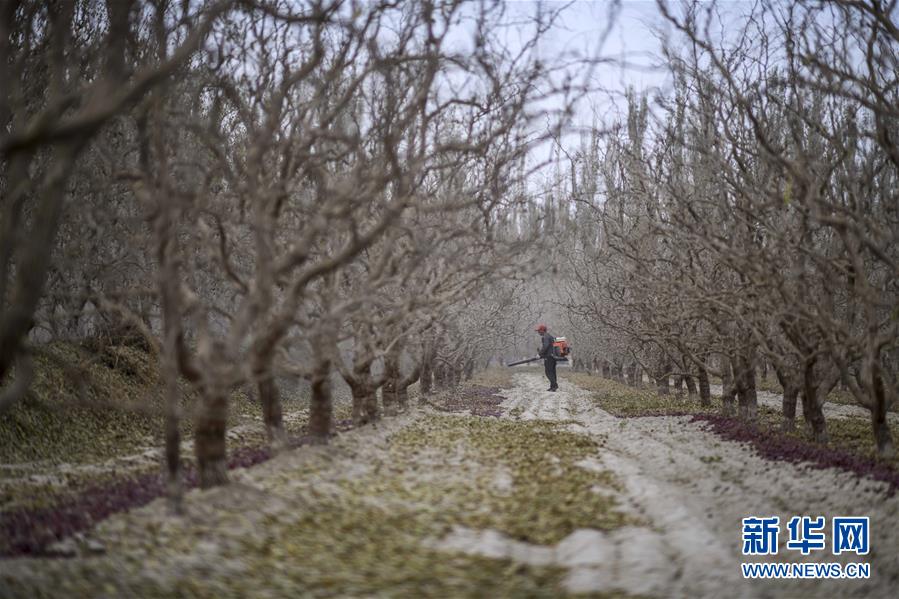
[
  {"x1": 620, "y1": 410, "x2": 694, "y2": 418},
  {"x1": 433, "y1": 385, "x2": 505, "y2": 418},
  {"x1": 691, "y1": 413, "x2": 899, "y2": 495}
]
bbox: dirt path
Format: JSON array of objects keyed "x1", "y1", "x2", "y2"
[{"x1": 490, "y1": 372, "x2": 899, "y2": 598}]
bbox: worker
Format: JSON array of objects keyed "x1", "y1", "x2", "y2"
[{"x1": 536, "y1": 324, "x2": 558, "y2": 392}]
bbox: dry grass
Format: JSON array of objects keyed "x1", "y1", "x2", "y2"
[{"x1": 469, "y1": 367, "x2": 514, "y2": 390}]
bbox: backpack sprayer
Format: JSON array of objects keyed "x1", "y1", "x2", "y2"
[{"x1": 507, "y1": 337, "x2": 571, "y2": 367}]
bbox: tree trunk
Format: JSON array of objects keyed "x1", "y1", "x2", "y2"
[
  {"x1": 449, "y1": 365, "x2": 462, "y2": 387},
  {"x1": 365, "y1": 388, "x2": 380, "y2": 423},
  {"x1": 869, "y1": 363, "x2": 894, "y2": 457},
  {"x1": 684, "y1": 374, "x2": 697, "y2": 398},
  {"x1": 162, "y1": 378, "x2": 182, "y2": 511},
  {"x1": 420, "y1": 357, "x2": 433, "y2": 395},
  {"x1": 350, "y1": 381, "x2": 378, "y2": 427},
  {"x1": 382, "y1": 350, "x2": 400, "y2": 416},
  {"x1": 721, "y1": 358, "x2": 736, "y2": 416},
  {"x1": 308, "y1": 362, "x2": 332, "y2": 443},
  {"x1": 396, "y1": 385, "x2": 409, "y2": 409},
  {"x1": 434, "y1": 363, "x2": 447, "y2": 389},
  {"x1": 157, "y1": 232, "x2": 183, "y2": 512},
  {"x1": 781, "y1": 385, "x2": 799, "y2": 432},
  {"x1": 159, "y1": 323, "x2": 182, "y2": 511},
  {"x1": 397, "y1": 366, "x2": 420, "y2": 411},
  {"x1": 195, "y1": 382, "x2": 229, "y2": 488},
  {"x1": 801, "y1": 361, "x2": 828, "y2": 443},
  {"x1": 871, "y1": 401, "x2": 894, "y2": 457},
  {"x1": 800, "y1": 388, "x2": 827, "y2": 443},
  {"x1": 656, "y1": 375, "x2": 669, "y2": 395},
  {"x1": 697, "y1": 365, "x2": 710, "y2": 406},
  {"x1": 735, "y1": 355, "x2": 758, "y2": 421},
  {"x1": 673, "y1": 374, "x2": 684, "y2": 396},
  {"x1": 152, "y1": 126, "x2": 186, "y2": 510},
  {"x1": 655, "y1": 357, "x2": 670, "y2": 396},
  {"x1": 258, "y1": 375, "x2": 287, "y2": 452},
  {"x1": 382, "y1": 380, "x2": 397, "y2": 416},
  {"x1": 463, "y1": 359, "x2": 475, "y2": 380},
  {"x1": 773, "y1": 365, "x2": 797, "y2": 431},
  {"x1": 420, "y1": 338, "x2": 436, "y2": 395}
]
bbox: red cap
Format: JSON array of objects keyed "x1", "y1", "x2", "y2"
[{"x1": 535, "y1": 324, "x2": 547, "y2": 332}]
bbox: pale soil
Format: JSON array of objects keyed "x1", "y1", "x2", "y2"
[
  {"x1": 709, "y1": 383, "x2": 899, "y2": 423},
  {"x1": 443, "y1": 372, "x2": 899, "y2": 598}
]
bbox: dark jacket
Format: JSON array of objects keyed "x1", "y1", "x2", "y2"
[{"x1": 538, "y1": 333, "x2": 555, "y2": 359}]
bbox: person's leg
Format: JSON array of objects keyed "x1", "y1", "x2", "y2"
[
  {"x1": 546, "y1": 358, "x2": 558, "y2": 390},
  {"x1": 550, "y1": 358, "x2": 558, "y2": 389},
  {"x1": 544, "y1": 358, "x2": 553, "y2": 390}
]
